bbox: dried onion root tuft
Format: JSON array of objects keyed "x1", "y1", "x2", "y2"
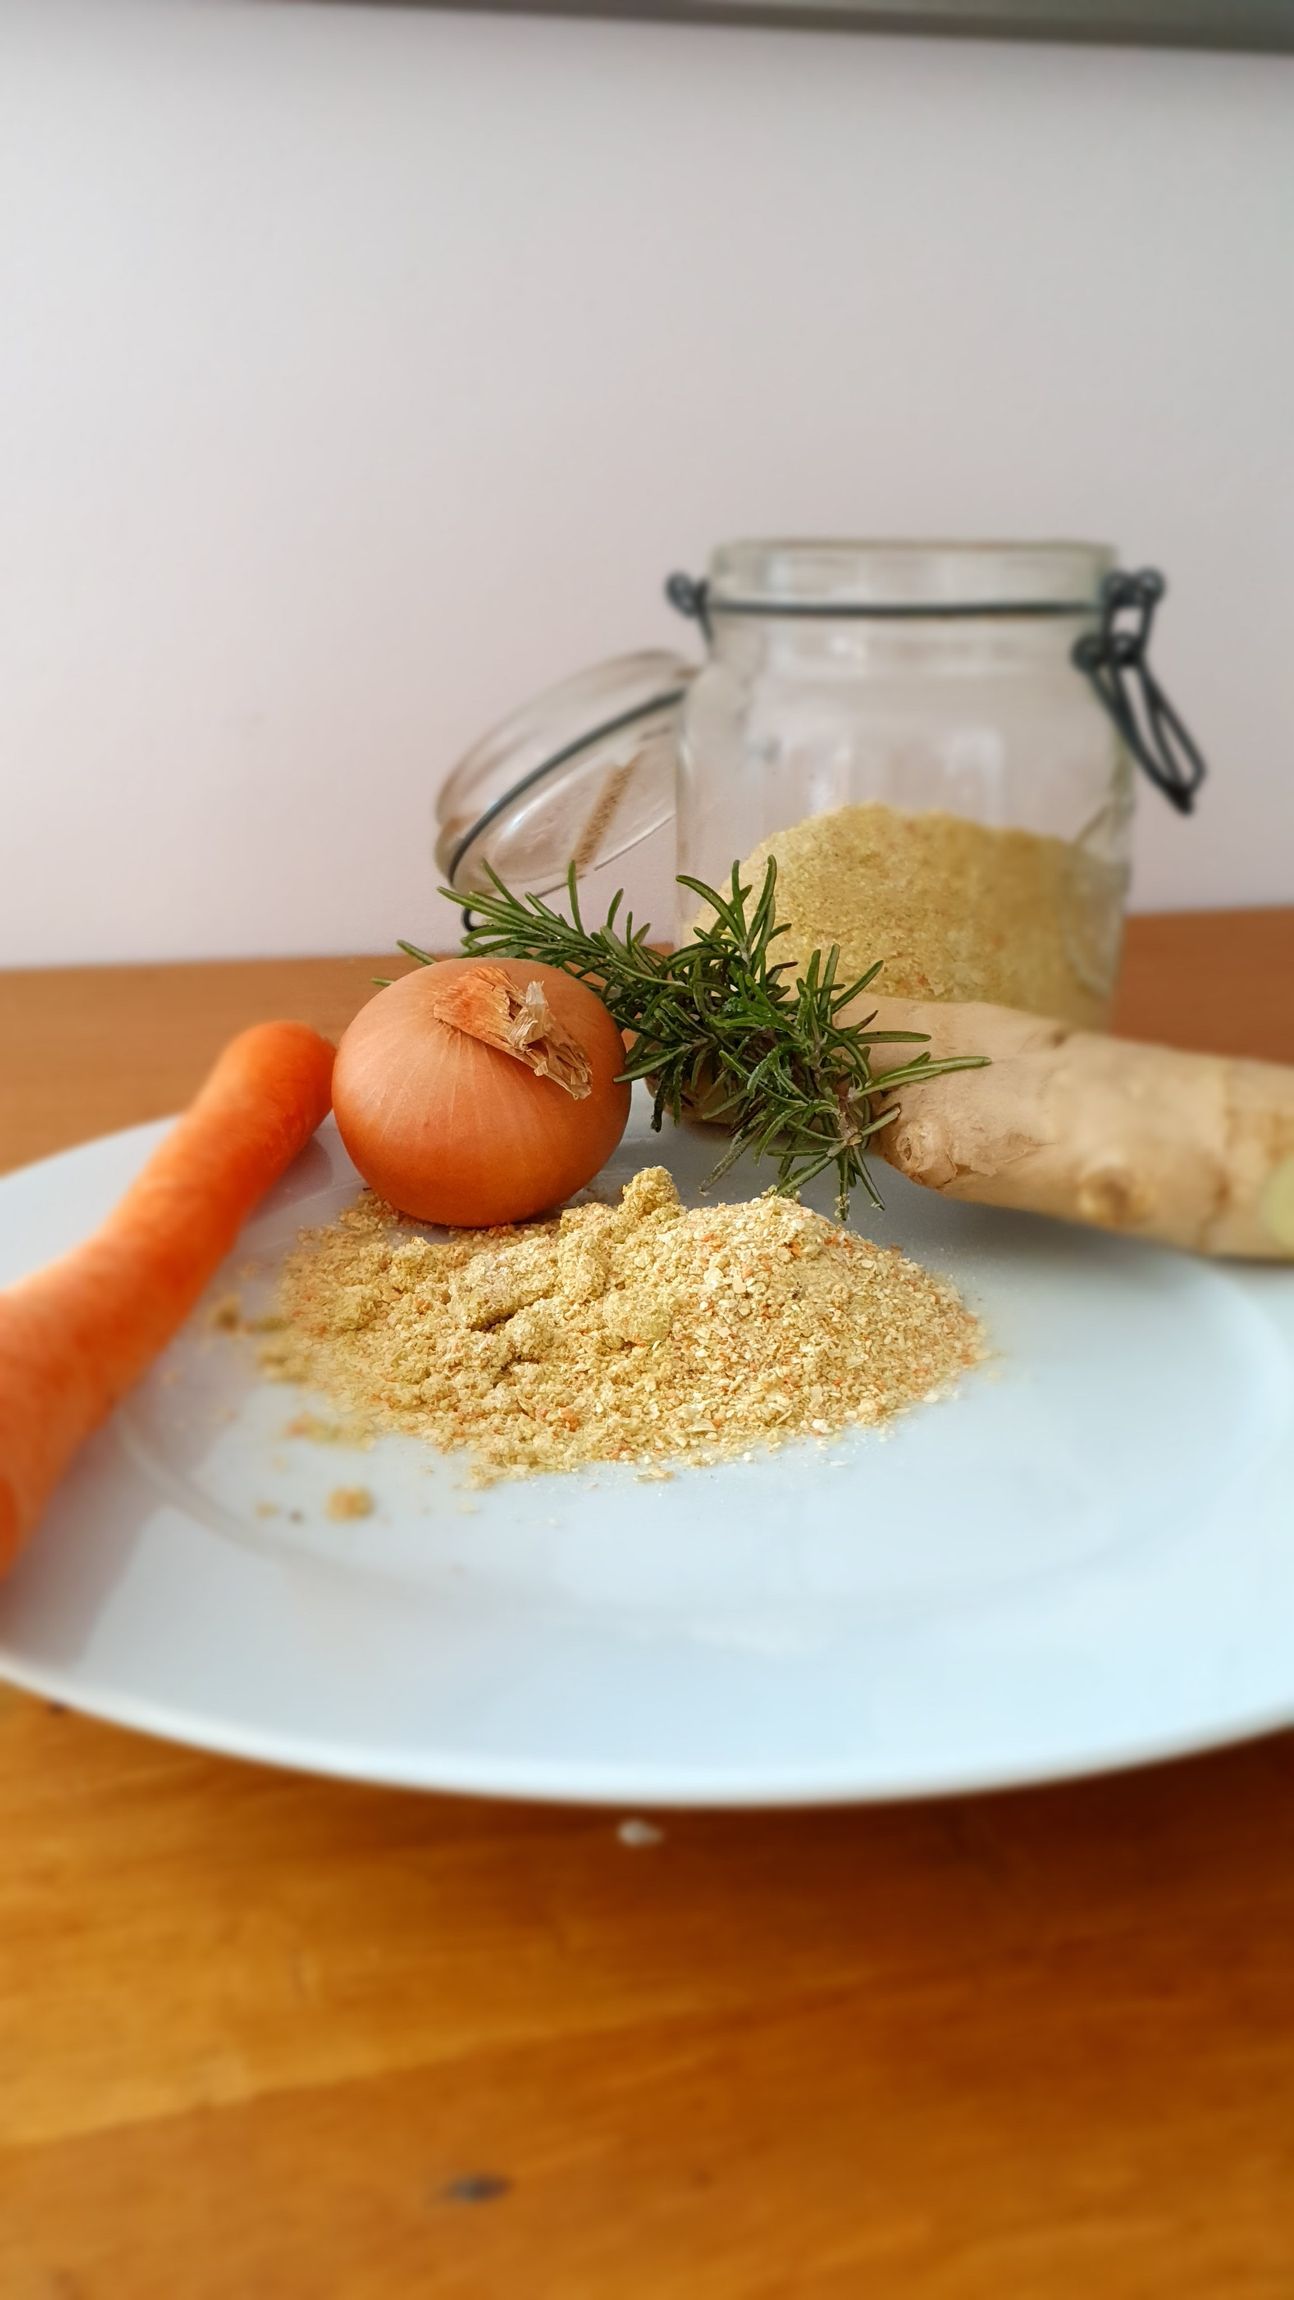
[{"x1": 422, "y1": 965, "x2": 593, "y2": 1099}]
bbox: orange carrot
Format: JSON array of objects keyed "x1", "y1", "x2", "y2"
[{"x1": 0, "y1": 1020, "x2": 334, "y2": 1574}]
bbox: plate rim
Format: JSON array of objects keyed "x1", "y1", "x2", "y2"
[{"x1": 5, "y1": 1636, "x2": 1294, "y2": 1807}]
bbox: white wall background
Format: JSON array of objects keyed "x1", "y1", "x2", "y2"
[{"x1": 2, "y1": 0, "x2": 1292, "y2": 965}]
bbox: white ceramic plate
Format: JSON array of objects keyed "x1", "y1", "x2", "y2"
[{"x1": 1, "y1": 1097, "x2": 1292, "y2": 1805}]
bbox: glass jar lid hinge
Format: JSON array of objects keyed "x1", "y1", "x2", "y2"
[{"x1": 1071, "y1": 571, "x2": 1206, "y2": 816}]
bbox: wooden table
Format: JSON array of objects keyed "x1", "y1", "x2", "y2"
[{"x1": 2, "y1": 912, "x2": 1293, "y2": 2300}]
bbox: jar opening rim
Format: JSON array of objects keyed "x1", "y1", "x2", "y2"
[{"x1": 706, "y1": 539, "x2": 1116, "y2": 615}]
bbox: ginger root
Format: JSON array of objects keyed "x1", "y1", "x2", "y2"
[{"x1": 854, "y1": 994, "x2": 1294, "y2": 1262}]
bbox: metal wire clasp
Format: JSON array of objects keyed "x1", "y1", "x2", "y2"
[
  {"x1": 1072, "y1": 569, "x2": 1207, "y2": 816},
  {"x1": 665, "y1": 571, "x2": 712, "y2": 641}
]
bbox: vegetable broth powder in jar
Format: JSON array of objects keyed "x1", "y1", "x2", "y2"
[{"x1": 731, "y1": 800, "x2": 1120, "y2": 1023}]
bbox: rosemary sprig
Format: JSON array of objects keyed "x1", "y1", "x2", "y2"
[{"x1": 397, "y1": 861, "x2": 987, "y2": 1221}]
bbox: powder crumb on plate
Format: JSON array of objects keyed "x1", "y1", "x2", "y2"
[
  {"x1": 261, "y1": 1167, "x2": 985, "y2": 1486},
  {"x1": 325, "y1": 1486, "x2": 375, "y2": 1522},
  {"x1": 282, "y1": 1411, "x2": 371, "y2": 1449},
  {"x1": 207, "y1": 1293, "x2": 242, "y2": 1332}
]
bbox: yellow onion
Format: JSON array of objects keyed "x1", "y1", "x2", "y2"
[{"x1": 333, "y1": 957, "x2": 630, "y2": 1226}]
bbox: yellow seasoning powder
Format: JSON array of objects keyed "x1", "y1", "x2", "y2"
[
  {"x1": 260, "y1": 1168, "x2": 986, "y2": 1486},
  {"x1": 734, "y1": 801, "x2": 1122, "y2": 1025}
]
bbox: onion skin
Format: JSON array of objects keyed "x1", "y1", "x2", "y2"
[{"x1": 333, "y1": 958, "x2": 631, "y2": 1226}]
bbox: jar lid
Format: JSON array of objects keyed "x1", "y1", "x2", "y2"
[{"x1": 435, "y1": 651, "x2": 693, "y2": 899}]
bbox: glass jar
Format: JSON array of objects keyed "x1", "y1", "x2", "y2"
[
  {"x1": 673, "y1": 540, "x2": 1139, "y2": 1026},
  {"x1": 435, "y1": 540, "x2": 1203, "y2": 1027}
]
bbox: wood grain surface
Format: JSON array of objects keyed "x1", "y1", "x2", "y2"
[{"x1": 2, "y1": 913, "x2": 1293, "y2": 2300}]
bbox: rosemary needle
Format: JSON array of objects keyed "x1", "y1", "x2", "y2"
[{"x1": 396, "y1": 860, "x2": 987, "y2": 1222}]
